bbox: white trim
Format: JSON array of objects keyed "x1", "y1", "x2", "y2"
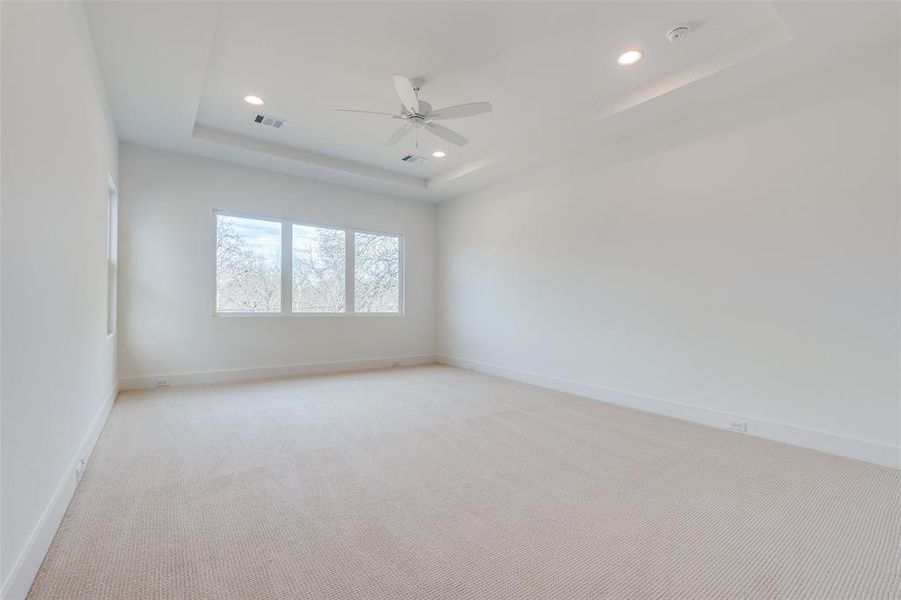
[
  {"x1": 212, "y1": 311, "x2": 401, "y2": 319},
  {"x1": 119, "y1": 354, "x2": 435, "y2": 391},
  {"x1": 280, "y1": 220, "x2": 292, "y2": 313},
  {"x1": 0, "y1": 386, "x2": 118, "y2": 600},
  {"x1": 346, "y1": 229, "x2": 356, "y2": 314},
  {"x1": 106, "y1": 174, "x2": 118, "y2": 337},
  {"x1": 398, "y1": 234, "x2": 405, "y2": 315},
  {"x1": 192, "y1": 124, "x2": 427, "y2": 190},
  {"x1": 436, "y1": 355, "x2": 900, "y2": 470}
]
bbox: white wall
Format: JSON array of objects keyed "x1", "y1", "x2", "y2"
[
  {"x1": 118, "y1": 144, "x2": 436, "y2": 387},
  {"x1": 437, "y1": 58, "x2": 900, "y2": 468},
  {"x1": 1, "y1": 2, "x2": 119, "y2": 597}
]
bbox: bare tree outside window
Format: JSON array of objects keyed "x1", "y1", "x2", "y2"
[
  {"x1": 216, "y1": 214, "x2": 281, "y2": 313},
  {"x1": 215, "y1": 212, "x2": 401, "y2": 316},
  {"x1": 354, "y1": 233, "x2": 400, "y2": 313},
  {"x1": 292, "y1": 225, "x2": 346, "y2": 312}
]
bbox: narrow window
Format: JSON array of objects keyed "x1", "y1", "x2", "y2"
[
  {"x1": 215, "y1": 214, "x2": 282, "y2": 313},
  {"x1": 354, "y1": 232, "x2": 401, "y2": 313},
  {"x1": 106, "y1": 178, "x2": 118, "y2": 336},
  {"x1": 292, "y1": 224, "x2": 346, "y2": 313}
]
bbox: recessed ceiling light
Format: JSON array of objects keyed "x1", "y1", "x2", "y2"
[
  {"x1": 244, "y1": 95, "x2": 264, "y2": 106},
  {"x1": 432, "y1": 150, "x2": 446, "y2": 158},
  {"x1": 616, "y1": 50, "x2": 643, "y2": 66}
]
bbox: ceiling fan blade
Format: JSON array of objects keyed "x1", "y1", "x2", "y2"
[
  {"x1": 425, "y1": 122, "x2": 468, "y2": 146},
  {"x1": 392, "y1": 74, "x2": 420, "y2": 115},
  {"x1": 428, "y1": 102, "x2": 492, "y2": 120},
  {"x1": 336, "y1": 109, "x2": 400, "y2": 118},
  {"x1": 385, "y1": 124, "x2": 412, "y2": 146}
]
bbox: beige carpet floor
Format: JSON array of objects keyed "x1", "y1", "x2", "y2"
[{"x1": 28, "y1": 365, "x2": 901, "y2": 599}]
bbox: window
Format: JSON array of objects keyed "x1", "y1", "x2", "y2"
[
  {"x1": 354, "y1": 232, "x2": 400, "y2": 313},
  {"x1": 293, "y1": 225, "x2": 345, "y2": 313},
  {"x1": 216, "y1": 214, "x2": 282, "y2": 313},
  {"x1": 214, "y1": 211, "x2": 403, "y2": 316},
  {"x1": 106, "y1": 176, "x2": 118, "y2": 336}
]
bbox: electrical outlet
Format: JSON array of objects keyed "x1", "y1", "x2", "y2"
[
  {"x1": 728, "y1": 418, "x2": 748, "y2": 433},
  {"x1": 154, "y1": 378, "x2": 170, "y2": 388},
  {"x1": 75, "y1": 455, "x2": 87, "y2": 482}
]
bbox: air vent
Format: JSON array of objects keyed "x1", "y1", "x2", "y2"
[
  {"x1": 401, "y1": 154, "x2": 426, "y2": 164},
  {"x1": 253, "y1": 113, "x2": 287, "y2": 129}
]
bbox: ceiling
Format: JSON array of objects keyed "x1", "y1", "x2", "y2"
[{"x1": 84, "y1": 1, "x2": 898, "y2": 201}]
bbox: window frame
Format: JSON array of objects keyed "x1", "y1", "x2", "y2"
[
  {"x1": 212, "y1": 209, "x2": 404, "y2": 318},
  {"x1": 352, "y1": 229, "x2": 404, "y2": 316},
  {"x1": 106, "y1": 174, "x2": 118, "y2": 338},
  {"x1": 290, "y1": 222, "x2": 348, "y2": 316},
  {"x1": 213, "y1": 211, "x2": 284, "y2": 316}
]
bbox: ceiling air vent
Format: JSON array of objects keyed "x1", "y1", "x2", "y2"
[
  {"x1": 253, "y1": 113, "x2": 287, "y2": 129},
  {"x1": 401, "y1": 154, "x2": 426, "y2": 164}
]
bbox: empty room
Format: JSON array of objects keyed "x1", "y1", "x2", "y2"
[{"x1": 2, "y1": 1, "x2": 900, "y2": 598}]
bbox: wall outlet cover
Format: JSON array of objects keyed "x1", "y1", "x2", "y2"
[
  {"x1": 728, "y1": 418, "x2": 748, "y2": 433},
  {"x1": 75, "y1": 456, "x2": 87, "y2": 482}
]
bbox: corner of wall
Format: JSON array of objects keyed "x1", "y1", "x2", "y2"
[
  {"x1": 0, "y1": 388, "x2": 116, "y2": 600},
  {"x1": 435, "y1": 355, "x2": 900, "y2": 469}
]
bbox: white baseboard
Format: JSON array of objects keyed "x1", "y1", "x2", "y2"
[
  {"x1": 118, "y1": 354, "x2": 436, "y2": 391},
  {"x1": 1, "y1": 386, "x2": 118, "y2": 600},
  {"x1": 436, "y1": 354, "x2": 900, "y2": 470}
]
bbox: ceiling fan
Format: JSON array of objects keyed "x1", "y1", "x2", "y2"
[{"x1": 337, "y1": 75, "x2": 492, "y2": 148}]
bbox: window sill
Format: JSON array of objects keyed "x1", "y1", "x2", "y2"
[{"x1": 213, "y1": 312, "x2": 404, "y2": 318}]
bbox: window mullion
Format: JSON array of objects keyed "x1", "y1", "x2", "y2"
[
  {"x1": 281, "y1": 221, "x2": 292, "y2": 314},
  {"x1": 398, "y1": 235, "x2": 404, "y2": 315},
  {"x1": 346, "y1": 230, "x2": 355, "y2": 314}
]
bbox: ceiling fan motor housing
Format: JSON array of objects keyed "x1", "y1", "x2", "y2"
[
  {"x1": 404, "y1": 100, "x2": 432, "y2": 121},
  {"x1": 338, "y1": 74, "x2": 491, "y2": 147}
]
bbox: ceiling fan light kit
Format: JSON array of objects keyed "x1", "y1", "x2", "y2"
[{"x1": 337, "y1": 74, "x2": 492, "y2": 148}]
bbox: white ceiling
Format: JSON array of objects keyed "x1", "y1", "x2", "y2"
[{"x1": 85, "y1": 1, "x2": 898, "y2": 201}]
